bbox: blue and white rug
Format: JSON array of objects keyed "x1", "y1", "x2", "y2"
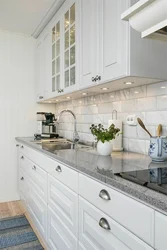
[{"x1": 0, "y1": 215, "x2": 44, "y2": 249}]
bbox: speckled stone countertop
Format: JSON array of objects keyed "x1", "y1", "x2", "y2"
[{"x1": 16, "y1": 137, "x2": 167, "y2": 215}]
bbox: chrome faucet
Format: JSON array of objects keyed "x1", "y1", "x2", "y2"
[{"x1": 57, "y1": 109, "x2": 80, "y2": 143}]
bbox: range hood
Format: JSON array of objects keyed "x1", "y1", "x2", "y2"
[{"x1": 121, "y1": 0, "x2": 167, "y2": 41}]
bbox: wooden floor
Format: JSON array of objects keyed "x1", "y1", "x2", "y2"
[
  {"x1": 0, "y1": 201, "x2": 24, "y2": 219},
  {"x1": 0, "y1": 201, "x2": 47, "y2": 249}
]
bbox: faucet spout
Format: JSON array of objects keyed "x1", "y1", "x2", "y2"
[{"x1": 57, "y1": 109, "x2": 79, "y2": 143}]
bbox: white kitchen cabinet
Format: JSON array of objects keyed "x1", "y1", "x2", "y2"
[
  {"x1": 79, "y1": 173, "x2": 154, "y2": 247},
  {"x1": 47, "y1": 206, "x2": 78, "y2": 250},
  {"x1": 48, "y1": 175, "x2": 78, "y2": 236},
  {"x1": 79, "y1": 0, "x2": 99, "y2": 89},
  {"x1": 38, "y1": 0, "x2": 79, "y2": 101},
  {"x1": 99, "y1": 0, "x2": 128, "y2": 83},
  {"x1": 62, "y1": 0, "x2": 79, "y2": 94},
  {"x1": 79, "y1": 197, "x2": 153, "y2": 250},
  {"x1": 27, "y1": 184, "x2": 47, "y2": 240},
  {"x1": 155, "y1": 211, "x2": 167, "y2": 250},
  {"x1": 36, "y1": 32, "x2": 52, "y2": 102},
  {"x1": 79, "y1": 0, "x2": 167, "y2": 90}
]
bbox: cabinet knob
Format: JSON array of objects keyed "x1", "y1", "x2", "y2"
[
  {"x1": 21, "y1": 177, "x2": 24, "y2": 181},
  {"x1": 95, "y1": 75, "x2": 101, "y2": 82},
  {"x1": 20, "y1": 145, "x2": 24, "y2": 149},
  {"x1": 32, "y1": 166, "x2": 36, "y2": 171},
  {"x1": 56, "y1": 165, "x2": 62, "y2": 172},
  {"x1": 58, "y1": 89, "x2": 64, "y2": 93},
  {"x1": 20, "y1": 156, "x2": 24, "y2": 160},
  {"x1": 99, "y1": 218, "x2": 111, "y2": 230},
  {"x1": 99, "y1": 189, "x2": 111, "y2": 201},
  {"x1": 39, "y1": 96, "x2": 44, "y2": 99},
  {"x1": 16, "y1": 144, "x2": 19, "y2": 147}
]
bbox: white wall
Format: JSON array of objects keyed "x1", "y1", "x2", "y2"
[
  {"x1": 55, "y1": 81, "x2": 167, "y2": 155},
  {"x1": 0, "y1": 30, "x2": 55, "y2": 202}
]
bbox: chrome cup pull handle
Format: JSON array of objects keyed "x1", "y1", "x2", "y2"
[
  {"x1": 99, "y1": 189, "x2": 111, "y2": 201},
  {"x1": 99, "y1": 218, "x2": 111, "y2": 230},
  {"x1": 56, "y1": 165, "x2": 62, "y2": 172}
]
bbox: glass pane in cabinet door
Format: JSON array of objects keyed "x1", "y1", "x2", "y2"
[
  {"x1": 56, "y1": 75, "x2": 60, "y2": 90},
  {"x1": 56, "y1": 39, "x2": 60, "y2": 56},
  {"x1": 70, "y1": 25, "x2": 75, "y2": 45},
  {"x1": 52, "y1": 27, "x2": 55, "y2": 43},
  {"x1": 56, "y1": 22, "x2": 60, "y2": 40},
  {"x1": 52, "y1": 60, "x2": 55, "y2": 76},
  {"x1": 65, "y1": 70, "x2": 69, "y2": 87},
  {"x1": 52, "y1": 44, "x2": 55, "y2": 59},
  {"x1": 64, "y1": 11, "x2": 69, "y2": 30},
  {"x1": 70, "y1": 4, "x2": 75, "y2": 25},
  {"x1": 65, "y1": 30, "x2": 69, "y2": 50},
  {"x1": 70, "y1": 46, "x2": 75, "y2": 65},
  {"x1": 52, "y1": 77, "x2": 55, "y2": 92},
  {"x1": 70, "y1": 67, "x2": 75, "y2": 86},
  {"x1": 56, "y1": 57, "x2": 60, "y2": 74},
  {"x1": 65, "y1": 50, "x2": 69, "y2": 69}
]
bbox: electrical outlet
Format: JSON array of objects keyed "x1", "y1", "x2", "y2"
[{"x1": 126, "y1": 114, "x2": 137, "y2": 126}]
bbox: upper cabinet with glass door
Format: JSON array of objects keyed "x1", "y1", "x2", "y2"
[
  {"x1": 63, "y1": 1, "x2": 78, "y2": 94},
  {"x1": 52, "y1": 20, "x2": 61, "y2": 95}
]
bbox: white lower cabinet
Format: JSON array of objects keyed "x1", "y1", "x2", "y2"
[
  {"x1": 48, "y1": 175, "x2": 78, "y2": 236},
  {"x1": 79, "y1": 197, "x2": 153, "y2": 250},
  {"x1": 47, "y1": 206, "x2": 78, "y2": 250},
  {"x1": 155, "y1": 211, "x2": 167, "y2": 250},
  {"x1": 27, "y1": 187, "x2": 47, "y2": 240},
  {"x1": 18, "y1": 144, "x2": 167, "y2": 250}
]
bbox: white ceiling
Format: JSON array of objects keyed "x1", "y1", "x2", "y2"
[{"x1": 0, "y1": 0, "x2": 56, "y2": 36}]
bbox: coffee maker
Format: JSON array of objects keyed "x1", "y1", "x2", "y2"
[{"x1": 35, "y1": 112, "x2": 58, "y2": 139}]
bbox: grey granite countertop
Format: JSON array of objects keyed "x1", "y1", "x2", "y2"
[{"x1": 16, "y1": 137, "x2": 167, "y2": 215}]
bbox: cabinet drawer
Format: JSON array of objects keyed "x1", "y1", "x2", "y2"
[
  {"x1": 18, "y1": 143, "x2": 78, "y2": 193},
  {"x1": 27, "y1": 188, "x2": 47, "y2": 240},
  {"x1": 79, "y1": 197, "x2": 153, "y2": 250},
  {"x1": 48, "y1": 206, "x2": 77, "y2": 250},
  {"x1": 48, "y1": 175, "x2": 78, "y2": 236},
  {"x1": 155, "y1": 211, "x2": 167, "y2": 250},
  {"x1": 19, "y1": 153, "x2": 47, "y2": 201},
  {"x1": 79, "y1": 174, "x2": 154, "y2": 246},
  {"x1": 48, "y1": 162, "x2": 78, "y2": 193}
]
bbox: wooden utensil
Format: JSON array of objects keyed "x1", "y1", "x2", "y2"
[
  {"x1": 137, "y1": 118, "x2": 152, "y2": 137},
  {"x1": 157, "y1": 124, "x2": 162, "y2": 137}
]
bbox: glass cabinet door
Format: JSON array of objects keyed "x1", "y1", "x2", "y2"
[
  {"x1": 64, "y1": 3, "x2": 76, "y2": 89},
  {"x1": 52, "y1": 21, "x2": 61, "y2": 92}
]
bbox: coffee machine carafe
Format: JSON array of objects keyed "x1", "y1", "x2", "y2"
[{"x1": 35, "y1": 112, "x2": 57, "y2": 139}]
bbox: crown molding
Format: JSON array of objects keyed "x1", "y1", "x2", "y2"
[{"x1": 32, "y1": 0, "x2": 65, "y2": 38}]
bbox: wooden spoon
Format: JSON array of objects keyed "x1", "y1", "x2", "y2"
[
  {"x1": 157, "y1": 124, "x2": 162, "y2": 137},
  {"x1": 137, "y1": 118, "x2": 152, "y2": 137}
]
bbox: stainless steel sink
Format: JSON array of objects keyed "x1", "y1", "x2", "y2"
[
  {"x1": 41, "y1": 141, "x2": 92, "y2": 152},
  {"x1": 42, "y1": 141, "x2": 73, "y2": 151}
]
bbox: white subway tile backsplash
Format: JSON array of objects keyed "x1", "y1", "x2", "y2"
[
  {"x1": 137, "y1": 125, "x2": 155, "y2": 139},
  {"x1": 98, "y1": 102, "x2": 113, "y2": 114},
  {"x1": 147, "y1": 81, "x2": 167, "y2": 97},
  {"x1": 121, "y1": 100, "x2": 137, "y2": 112},
  {"x1": 145, "y1": 111, "x2": 167, "y2": 125},
  {"x1": 112, "y1": 101, "x2": 122, "y2": 112},
  {"x1": 123, "y1": 125, "x2": 137, "y2": 138},
  {"x1": 129, "y1": 139, "x2": 146, "y2": 154},
  {"x1": 55, "y1": 81, "x2": 167, "y2": 155},
  {"x1": 157, "y1": 95, "x2": 167, "y2": 110},
  {"x1": 136, "y1": 97, "x2": 156, "y2": 111}
]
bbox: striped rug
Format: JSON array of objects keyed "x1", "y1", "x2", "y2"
[{"x1": 0, "y1": 215, "x2": 44, "y2": 249}]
